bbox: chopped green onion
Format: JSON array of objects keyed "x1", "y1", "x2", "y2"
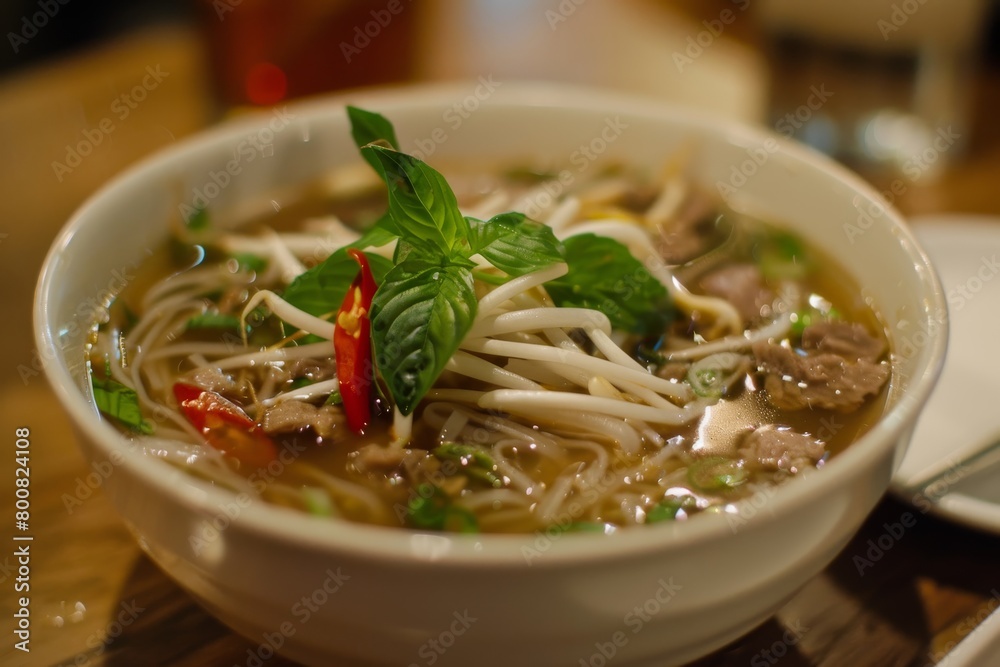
[
  {"x1": 302, "y1": 487, "x2": 335, "y2": 516},
  {"x1": 687, "y1": 457, "x2": 748, "y2": 492},
  {"x1": 289, "y1": 377, "x2": 314, "y2": 390},
  {"x1": 324, "y1": 390, "x2": 343, "y2": 406},
  {"x1": 686, "y1": 352, "x2": 744, "y2": 399},
  {"x1": 185, "y1": 313, "x2": 244, "y2": 333},
  {"x1": 791, "y1": 305, "x2": 841, "y2": 338},
  {"x1": 442, "y1": 507, "x2": 479, "y2": 533},
  {"x1": 433, "y1": 443, "x2": 503, "y2": 488},
  {"x1": 405, "y1": 483, "x2": 479, "y2": 532},
  {"x1": 647, "y1": 495, "x2": 698, "y2": 523}
]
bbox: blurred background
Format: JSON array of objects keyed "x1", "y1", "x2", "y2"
[
  {"x1": 3, "y1": 2, "x2": 1000, "y2": 664},
  {"x1": 7, "y1": 0, "x2": 999, "y2": 367}
]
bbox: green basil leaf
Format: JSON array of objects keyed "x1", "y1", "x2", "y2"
[
  {"x1": 92, "y1": 376, "x2": 154, "y2": 434},
  {"x1": 353, "y1": 213, "x2": 399, "y2": 248},
  {"x1": 467, "y1": 212, "x2": 564, "y2": 277},
  {"x1": 370, "y1": 258, "x2": 477, "y2": 415},
  {"x1": 545, "y1": 234, "x2": 673, "y2": 336},
  {"x1": 282, "y1": 249, "x2": 393, "y2": 320},
  {"x1": 347, "y1": 106, "x2": 400, "y2": 172},
  {"x1": 360, "y1": 144, "x2": 469, "y2": 254}
]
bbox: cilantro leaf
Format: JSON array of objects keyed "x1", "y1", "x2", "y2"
[{"x1": 92, "y1": 376, "x2": 154, "y2": 434}]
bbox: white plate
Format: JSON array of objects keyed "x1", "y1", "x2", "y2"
[
  {"x1": 890, "y1": 215, "x2": 1000, "y2": 533},
  {"x1": 935, "y1": 604, "x2": 1000, "y2": 667},
  {"x1": 889, "y1": 215, "x2": 1000, "y2": 665}
]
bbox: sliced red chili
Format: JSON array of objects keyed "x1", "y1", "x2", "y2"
[
  {"x1": 173, "y1": 382, "x2": 278, "y2": 469},
  {"x1": 334, "y1": 248, "x2": 377, "y2": 434}
]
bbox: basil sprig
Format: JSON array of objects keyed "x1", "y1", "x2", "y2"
[
  {"x1": 370, "y1": 254, "x2": 478, "y2": 414},
  {"x1": 278, "y1": 107, "x2": 671, "y2": 418}
]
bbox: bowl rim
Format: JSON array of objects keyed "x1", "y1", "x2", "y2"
[{"x1": 34, "y1": 81, "x2": 948, "y2": 568}]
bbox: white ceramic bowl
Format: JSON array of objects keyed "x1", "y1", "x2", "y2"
[{"x1": 35, "y1": 83, "x2": 946, "y2": 667}]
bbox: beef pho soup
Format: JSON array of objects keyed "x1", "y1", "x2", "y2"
[{"x1": 87, "y1": 108, "x2": 890, "y2": 534}]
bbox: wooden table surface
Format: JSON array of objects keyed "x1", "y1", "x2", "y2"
[{"x1": 2, "y1": 5, "x2": 1000, "y2": 666}]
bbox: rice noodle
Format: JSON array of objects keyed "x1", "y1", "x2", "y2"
[
  {"x1": 460, "y1": 338, "x2": 693, "y2": 402},
  {"x1": 101, "y1": 155, "x2": 846, "y2": 536},
  {"x1": 261, "y1": 379, "x2": 340, "y2": 406},
  {"x1": 663, "y1": 312, "x2": 792, "y2": 361},
  {"x1": 241, "y1": 290, "x2": 335, "y2": 340},
  {"x1": 475, "y1": 263, "x2": 568, "y2": 318},
  {"x1": 542, "y1": 196, "x2": 581, "y2": 233},
  {"x1": 211, "y1": 341, "x2": 332, "y2": 370},
  {"x1": 478, "y1": 389, "x2": 699, "y2": 426},
  {"x1": 535, "y1": 465, "x2": 578, "y2": 525},
  {"x1": 445, "y1": 351, "x2": 540, "y2": 391}
]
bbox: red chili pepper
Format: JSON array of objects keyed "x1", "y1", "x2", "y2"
[
  {"x1": 334, "y1": 248, "x2": 378, "y2": 434},
  {"x1": 173, "y1": 382, "x2": 278, "y2": 469}
]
